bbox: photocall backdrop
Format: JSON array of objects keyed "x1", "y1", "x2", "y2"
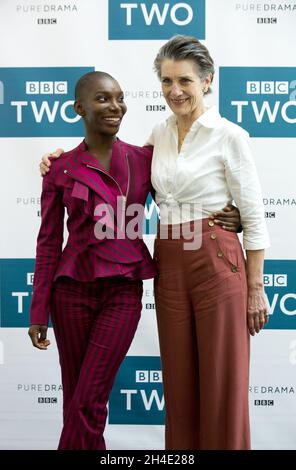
[{"x1": 0, "y1": 0, "x2": 295, "y2": 450}]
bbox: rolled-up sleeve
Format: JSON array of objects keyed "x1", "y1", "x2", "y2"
[{"x1": 224, "y1": 130, "x2": 270, "y2": 250}]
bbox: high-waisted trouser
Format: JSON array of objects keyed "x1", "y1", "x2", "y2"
[
  {"x1": 154, "y1": 219, "x2": 250, "y2": 450},
  {"x1": 50, "y1": 276, "x2": 143, "y2": 450}
]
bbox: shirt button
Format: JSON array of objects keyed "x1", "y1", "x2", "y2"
[
  {"x1": 231, "y1": 265, "x2": 238, "y2": 272},
  {"x1": 64, "y1": 169, "x2": 68, "y2": 174},
  {"x1": 210, "y1": 233, "x2": 217, "y2": 240},
  {"x1": 217, "y1": 251, "x2": 224, "y2": 258},
  {"x1": 208, "y1": 220, "x2": 215, "y2": 227}
]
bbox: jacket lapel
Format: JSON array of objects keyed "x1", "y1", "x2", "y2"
[
  {"x1": 71, "y1": 181, "x2": 89, "y2": 202},
  {"x1": 64, "y1": 141, "x2": 124, "y2": 207}
]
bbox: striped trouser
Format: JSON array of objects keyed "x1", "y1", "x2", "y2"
[{"x1": 50, "y1": 276, "x2": 143, "y2": 450}]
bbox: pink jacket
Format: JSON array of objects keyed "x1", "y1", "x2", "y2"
[{"x1": 30, "y1": 140, "x2": 156, "y2": 325}]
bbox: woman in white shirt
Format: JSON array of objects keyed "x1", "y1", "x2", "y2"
[{"x1": 149, "y1": 35, "x2": 270, "y2": 450}]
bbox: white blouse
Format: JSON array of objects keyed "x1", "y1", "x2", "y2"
[{"x1": 147, "y1": 106, "x2": 270, "y2": 250}]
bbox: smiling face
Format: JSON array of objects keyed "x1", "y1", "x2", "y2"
[
  {"x1": 160, "y1": 59, "x2": 210, "y2": 121},
  {"x1": 74, "y1": 76, "x2": 127, "y2": 136}
]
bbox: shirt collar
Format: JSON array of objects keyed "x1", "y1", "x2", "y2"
[{"x1": 166, "y1": 105, "x2": 223, "y2": 130}]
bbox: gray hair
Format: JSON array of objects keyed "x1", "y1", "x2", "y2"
[{"x1": 154, "y1": 35, "x2": 215, "y2": 93}]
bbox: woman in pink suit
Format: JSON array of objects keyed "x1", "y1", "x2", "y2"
[{"x1": 28, "y1": 71, "x2": 156, "y2": 450}]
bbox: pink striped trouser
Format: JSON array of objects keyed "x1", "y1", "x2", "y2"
[{"x1": 50, "y1": 276, "x2": 143, "y2": 450}]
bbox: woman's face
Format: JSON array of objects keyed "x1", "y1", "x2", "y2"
[
  {"x1": 75, "y1": 76, "x2": 127, "y2": 136},
  {"x1": 160, "y1": 59, "x2": 209, "y2": 119}
]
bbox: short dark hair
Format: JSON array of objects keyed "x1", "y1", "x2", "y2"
[
  {"x1": 154, "y1": 35, "x2": 215, "y2": 93},
  {"x1": 75, "y1": 71, "x2": 116, "y2": 101}
]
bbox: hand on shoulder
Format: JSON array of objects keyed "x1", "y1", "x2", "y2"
[{"x1": 40, "y1": 148, "x2": 64, "y2": 176}]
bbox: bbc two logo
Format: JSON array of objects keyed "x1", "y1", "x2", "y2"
[
  {"x1": 1, "y1": 259, "x2": 295, "y2": 329},
  {"x1": 109, "y1": 356, "x2": 164, "y2": 425},
  {"x1": 264, "y1": 260, "x2": 296, "y2": 330},
  {"x1": 219, "y1": 67, "x2": 296, "y2": 137},
  {"x1": 0, "y1": 67, "x2": 94, "y2": 137},
  {"x1": 108, "y1": 0, "x2": 205, "y2": 39},
  {"x1": 0, "y1": 259, "x2": 35, "y2": 327}
]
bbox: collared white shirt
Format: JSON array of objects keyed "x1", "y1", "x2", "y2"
[{"x1": 146, "y1": 106, "x2": 270, "y2": 250}]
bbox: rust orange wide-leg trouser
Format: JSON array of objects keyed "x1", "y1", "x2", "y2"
[{"x1": 154, "y1": 219, "x2": 250, "y2": 450}]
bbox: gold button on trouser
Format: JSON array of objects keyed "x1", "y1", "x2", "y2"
[
  {"x1": 208, "y1": 220, "x2": 215, "y2": 227},
  {"x1": 210, "y1": 233, "x2": 217, "y2": 240},
  {"x1": 217, "y1": 251, "x2": 224, "y2": 258}
]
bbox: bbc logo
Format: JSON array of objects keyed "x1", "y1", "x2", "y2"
[
  {"x1": 254, "y1": 400, "x2": 274, "y2": 406},
  {"x1": 145, "y1": 303, "x2": 155, "y2": 309},
  {"x1": 26, "y1": 81, "x2": 68, "y2": 94},
  {"x1": 135, "y1": 370, "x2": 162, "y2": 383},
  {"x1": 146, "y1": 105, "x2": 166, "y2": 112},
  {"x1": 257, "y1": 18, "x2": 277, "y2": 24},
  {"x1": 27, "y1": 273, "x2": 34, "y2": 286},
  {"x1": 37, "y1": 18, "x2": 57, "y2": 25},
  {"x1": 38, "y1": 397, "x2": 57, "y2": 403},
  {"x1": 0, "y1": 80, "x2": 3, "y2": 104},
  {"x1": 246, "y1": 81, "x2": 289, "y2": 94},
  {"x1": 264, "y1": 274, "x2": 287, "y2": 287}
]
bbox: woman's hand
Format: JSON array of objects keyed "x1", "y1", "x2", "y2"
[
  {"x1": 40, "y1": 148, "x2": 64, "y2": 176},
  {"x1": 28, "y1": 324, "x2": 50, "y2": 350},
  {"x1": 210, "y1": 204, "x2": 241, "y2": 232},
  {"x1": 247, "y1": 287, "x2": 269, "y2": 336}
]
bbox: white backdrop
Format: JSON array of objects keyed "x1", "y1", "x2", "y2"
[{"x1": 0, "y1": 0, "x2": 295, "y2": 450}]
